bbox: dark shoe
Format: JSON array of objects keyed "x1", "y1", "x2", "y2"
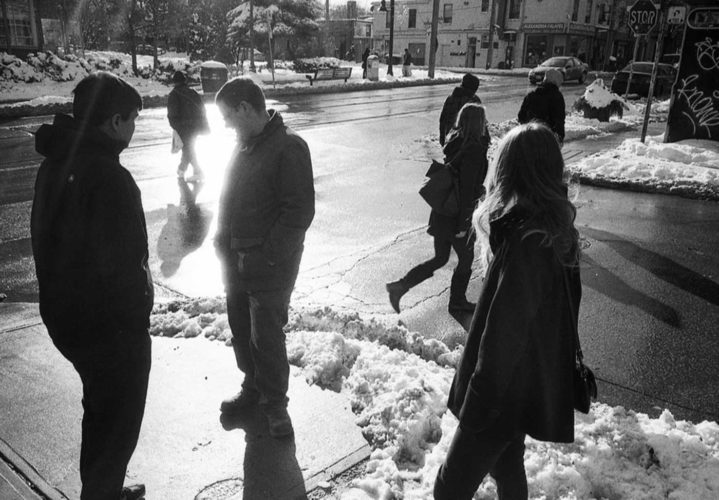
[
  {"x1": 265, "y1": 407, "x2": 294, "y2": 439},
  {"x1": 120, "y1": 484, "x2": 145, "y2": 500},
  {"x1": 386, "y1": 280, "x2": 409, "y2": 313},
  {"x1": 220, "y1": 390, "x2": 260, "y2": 415},
  {"x1": 449, "y1": 298, "x2": 476, "y2": 313}
]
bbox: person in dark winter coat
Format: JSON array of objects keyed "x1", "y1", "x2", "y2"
[
  {"x1": 362, "y1": 47, "x2": 370, "y2": 78},
  {"x1": 433, "y1": 122, "x2": 581, "y2": 500},
  {"x1": 439, "y1": 73, "x2": 482, "y2": 146},
  {"x1": 168, "y1": 70, "x2": 210, "y2": 181},
  {"x1": 517, "y1": 68, "x2": 566, "y2": 143},
  {"x1": 30, "y1": 72, "x2": 152, "y2": 500},
  {"x1": 214, "y1": 78, "x2": 315, "y2": 439},
  {"x1": 402, "y1": 48, "x2": 413, "y2": 77},
  {"x1": 386, "y1": 103, "x2": 490, "y2": 314}
]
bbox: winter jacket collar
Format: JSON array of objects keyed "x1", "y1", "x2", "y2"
[
  {"x1": 35, "y1": 113, "x2": 126, "y2": 161},
  {"x1": 451, "y1": 86, "x2": 475, "y2": 99},
  {"x1": 242, "y1": 110, "x2": 284, "y2": 152},
  {"x1": 489, "y1": 205, "x2": 531, "y2": 252}
]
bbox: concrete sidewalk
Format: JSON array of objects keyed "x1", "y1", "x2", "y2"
[{"x1": 0, "y1": 302, "x2": 370, "y2": 499}]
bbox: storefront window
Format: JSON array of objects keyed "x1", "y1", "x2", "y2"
[
  {"x1": 4, "y1": 0, "x2": 34, "y2": 47},
  {"x1": 525, "y1": 35, "x2": 547, "y2": 66}
]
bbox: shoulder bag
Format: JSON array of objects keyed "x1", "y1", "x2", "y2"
[
  {"x1": 562, "y1": 267, "x2": 598, "y2": 414},
  {"x1": 418, "y1": 159, "x2": 460, "y2": 217}
]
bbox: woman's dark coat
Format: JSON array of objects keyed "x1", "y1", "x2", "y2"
[
  {"x1": 517, "y1": 82, "x2": 566, "y2": 141},
  {"x1": 427, "y1": 133, "x2": 489, "y2": 240},
  {"x1": 439, "y1": 88, "x2": 481, "y2": 145},
  {"x1": 167, "y1": 83, "x2": 210, "y2": 141},
  {"x1": 447, "y1": 207, "x2": 580, "y2": 443}
]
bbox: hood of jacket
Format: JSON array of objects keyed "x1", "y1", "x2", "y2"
[
  {"x1": 451, "y1": 86, "x2": 475, "y2": 99},
  {"x1": 35, "y1": 113, "x2": 126, "y2": 162},
  {"x1": 243, "y1": 109, "x2": 284, "y2": 151}
]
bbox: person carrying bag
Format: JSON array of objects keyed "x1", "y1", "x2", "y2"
[{"x1": 386, "y1": 103, "x2": 490, "y2": 314}]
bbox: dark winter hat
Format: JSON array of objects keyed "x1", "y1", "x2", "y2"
[
  {"x1": 172, "y1": 71, "x2": 187, "y2": 84},
  {"x1": 461, "y1": 73, "x2": 480, "y2": 93}
]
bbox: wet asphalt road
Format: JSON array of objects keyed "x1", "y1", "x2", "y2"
[{"x1": 0, "y1": 77, "x2": 717, "y2": 424}]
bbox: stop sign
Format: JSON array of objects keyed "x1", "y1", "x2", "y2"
[{"x1": 628, "y1": 0, "x2": 659, "y2": 35}]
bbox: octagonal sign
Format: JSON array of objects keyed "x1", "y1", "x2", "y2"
[{"x1": 628, "y1": 0, "x2": 659, "y2": 35}]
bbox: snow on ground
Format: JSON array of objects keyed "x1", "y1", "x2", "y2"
[
  {"x1": 151, "y1": 299, "x2": 719, "y2": 499},
  {"x1": 569, "y1": 134, "x2": 719, "y2": 201}
]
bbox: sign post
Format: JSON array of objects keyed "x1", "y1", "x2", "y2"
[
  {"x1": 624, "y1": 36, "x2": 642, "y2": 98},
  {"x1": 641, "y1": 5, "x2": 666, "y2": 143}
]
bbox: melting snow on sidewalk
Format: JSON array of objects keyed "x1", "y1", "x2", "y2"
[{"x1": 150, "y1": 299, "x2": 719, "y2": 499}]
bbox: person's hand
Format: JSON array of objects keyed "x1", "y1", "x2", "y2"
[{"x1": 455, "y1": 231, "x2": 467, "y2": 238}]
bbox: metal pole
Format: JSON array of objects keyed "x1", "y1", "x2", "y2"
[
  {"x1": 624, "y1": 35, "x2": 641, "y2": 99},
  {"x1": 641, "y1": 8, "x2": 666, "y2": 143},
  {"x1": 428, "y1": 0, "x2": 440, "y2": 78},
  {"x1": 387, "y1": 0, "x2": 395, "y2": 76},
  {"x1": 486, "y1": 0, "x2": 497, "y2": 69},
  {"x1": 249, "y1": 0, "x2": 256, "y2": 72}
]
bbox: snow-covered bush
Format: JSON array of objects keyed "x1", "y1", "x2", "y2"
[
  {"x1": 574, "y1": 78, "x2": 630, "y2": 122},
  {"x1": 291, "y1": 57, "x2": 343, "y2": 73}
]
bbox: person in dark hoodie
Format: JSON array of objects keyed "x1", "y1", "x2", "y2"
[
  {"x1": 214, "y1": 78, "x2": 315, "y2": 439},
  {"x1": 439, "y1": 73, "x2": 481, "y2": 146},
  {"x1": 31, "y1": 72, "x2": 152, "y2": 500},
  {"x1": 517, "y1": 68, "x2": 566, "y2": 143},
  {"x1": 386, "y1": 103, "x2": 491, "y2": 314},
  {"x1": 168, "y1": 70, "x2": 209, "y2": 181}
]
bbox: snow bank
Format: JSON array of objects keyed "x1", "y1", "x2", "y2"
[
  {"x1": 570, "y1": 135, "x2": 719, "y2": 200},
  {"x1": 150, "y1": 300, "x2": 719, "y2": 499}
]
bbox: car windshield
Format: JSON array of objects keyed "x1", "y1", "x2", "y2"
[{"x1": 540, "y1": 57, "x2": 569, "y2": 68}]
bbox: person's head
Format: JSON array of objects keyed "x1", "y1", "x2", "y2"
[
  {"x1": 543, "y1": 68, "x2": 563, "y2": 87},
  {"x1": 461, "y1": 73, "x2": 480, "y2": 94},
  {"x1": 215, "y1": 77, "x2": 269, "y2": 139},
  {"x1": 449, "y1": 103, "x2": 487, "y2": 144},
  {"x1": 73, "y1": 71, "x2": 142, "y2": 147},
  {"x1": 473, "y1": 122, "x2": 578, "y2": 265},
  {"x1": 172, "y1": 70, "x2": 187, "y2": 85},
  {"x1": 405, "y1": 48, "x2": 409, "y2": 53}
]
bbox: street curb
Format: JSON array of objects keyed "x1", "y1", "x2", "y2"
[{"x1": 0, "y1": 439, "x2": 68, "y2": 500}]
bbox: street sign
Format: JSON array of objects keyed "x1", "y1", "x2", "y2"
[
  {"x1": 628, "y1": 0, "x2": 659, "y2": 35},
  {"x1": 667, "y1": 6, "x2": 686, "y2": 25}
]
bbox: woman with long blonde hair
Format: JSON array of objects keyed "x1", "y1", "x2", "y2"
[{"x1": 434, "y1": 122, "x2": 581, "y2": 499}]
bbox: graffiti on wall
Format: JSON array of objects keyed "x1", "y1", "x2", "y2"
[{"x1": 666, "y1": 8, "x2": 719, "y2": 142}]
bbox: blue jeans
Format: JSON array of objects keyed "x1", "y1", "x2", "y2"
[
  {"x1": 434, "y1": 426, "x2": 528, "y2": 500},
  {"x1": 226, "y1": 286, "x2": 294, "y2": 409}
]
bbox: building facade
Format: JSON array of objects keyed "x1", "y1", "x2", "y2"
[
  {"x1": 1, "y1": 0, "x2": 42, "y2": 56},
  {"x1": 371, "y1": 0, "x2": 636, "y2": 69}
]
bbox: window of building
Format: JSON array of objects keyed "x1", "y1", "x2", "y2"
[
  {"x1": 443, "y1": 4, "x2": 452, "y2": 24},
  {"x1": 571, "y1": 0, "x2": 580, "y2": 22},
  {"x1": 408, "y1": 9, "x2": 416, "y2": 28},
  {"x1": 481, "y1": 0, "x2": 489, "y2": 12},
  {"x1": 585, "y1": 0, "x2": 593, "y2": 24},
  {"x1": 597, "y1": 3, "x2": 609, "y2": 25},
  {"x1": 385, "y1": 11, "x2": 391, "y2": 28},
  {"x1": 508, "y1": 0, "x2": 521, "y2": 19},
  {"x1": 4, "y1": 0, "x2": 34, "y2": 47}
]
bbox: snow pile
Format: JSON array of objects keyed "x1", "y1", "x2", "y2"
[
  {"x1": 150, "y1": 300, "x2": 719, "y2": 499},
  {"x1": 570, "y1": 135, "x2": 719, "y2": 200},
  {"x1": 573, "y1": 79, "x2": 631, "y2": 122}
]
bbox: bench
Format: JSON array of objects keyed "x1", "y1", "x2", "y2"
[{"x1": 305, "y1": 67, "x2": 353, "y2": 86}]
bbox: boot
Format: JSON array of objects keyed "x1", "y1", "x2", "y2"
[{"x1": 386, "y1": 280, "x2": 409, "y2": 313}]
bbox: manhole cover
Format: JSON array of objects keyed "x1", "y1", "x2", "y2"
[{"x1": 195, "y1": 478, "x2": 243, "y2": 500}]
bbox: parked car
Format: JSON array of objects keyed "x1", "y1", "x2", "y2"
[
  {"x1": 135, "y1": 44, "x2": 166, "y2": 55},
  {"x1": 610, "y1": 62, "x2": 677, "y2": 98},
  {"x1": 528, "y1": 56, "x2": 589, "y2": 84}
]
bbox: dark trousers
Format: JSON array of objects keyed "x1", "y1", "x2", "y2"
[
  {"x1": 55, "y1": 333, "x2": 151, "y2": 500},
  {"x1": 226, "y1": 286, "x2": 294, "y2": 409},
  {"x1": 434, "y1": 427, "x2": 528, "y2": 500},
  {"x1": 403, "y1": 234, "x2": 474, "y2": 302},
  {"x1": 178, "y1": 135, "x2": 201, "y2": 173}
]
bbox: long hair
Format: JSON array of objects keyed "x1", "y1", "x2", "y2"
[
  {"x1": 472, "y1": 122, "x2": 579, "y2": 266},
  {"x1": 446, "y1": 103, "x2": 487, "y2": 147}
]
